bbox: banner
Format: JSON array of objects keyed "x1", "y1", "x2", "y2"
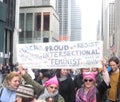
[{"x1": 17, "y1": 41, "x2": 103, "y2": 69}]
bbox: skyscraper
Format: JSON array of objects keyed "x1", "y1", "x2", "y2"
[
  {"x1": 56, "y1": 0, "x2": 71, "y2": 41},
  {"x1": 56, "y1": 0, "x2": 81, "y2": 41},
  {"x1": 71, "y1": 0, "x2": 81, "y2": 41}
]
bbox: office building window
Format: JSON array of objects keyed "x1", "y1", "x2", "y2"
[
  {"x1": 43, "y1": 12, "x2": 50, "y2": 31},
  {"x1": 43, "y1": 37, "x2": 49, "y2": 42},
  {"x1": 35, "y1": 13, "x2": 41, "y2": 31},
  {"x1": 26, "y1": 13, "x2": 33, "y2": 43},
  {"x1": 19, "y1": 13, "x2": 24, "y2": 43},
  {"x1": 34, "y1": 13, "x2": 41, "y2": 42}
]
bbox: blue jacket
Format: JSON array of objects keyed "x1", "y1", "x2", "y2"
[{"x1": 0, "y1": 87, "x2": 16, "y2": 102}]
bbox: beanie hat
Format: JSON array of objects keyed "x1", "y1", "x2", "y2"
[
  {"x1": 16, "y1": 84, "x2": 34, "y2": 98},
  {"x1": 44, "y1": 75, "x2": 59, "y2": 87},
  {"x1": 83, "y1": 72, "x2": 97, "y2": 81}
]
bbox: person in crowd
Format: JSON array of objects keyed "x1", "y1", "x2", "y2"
[
  {"x1": 76, "y1": 65, "x2": 110, "y2": 102},
  {"x1": 38, "y1": 75, "x2": 63, "y2": 101},
  {"x1": 15, "y1": 84, "x2": 34, "y2": 102},
  {"x1": 105, "y1": 56, "x2": 120, "y2": 102},
  {"x1": 6, "y1": 63, "x2": 11, "y2": 73},
  {"x1": 34, "y1": 100, "x2": 46, "y2": 102},
  {"x1": 17, "y1": 64, "x2": 65, "y2": 102},
  {"x1": 91, "y1": 67, "x2": 103, "y2": 85},
  {"x1": 74, "y1": 68, "x2": 90, "y2": 92},
  {"x1": 0, "y1": 72, "x2": 22, "y2": 102},
  {"x1": 56, "y1": 69, "x2": 75, "y2": 102},
  {"x1": 34, "y1": 70, "x2": 52, "y2": 85},
  {"x1": 67, "y1": 69, "x2": 76, "y2": 80},
  {"x1": 107, "y1": 65, "x2": 112, "y2": 72},
  {"x1": 41, "y1": 72, "x2": 52, "y2": 85},
  {"x1": 34, "y1": 69, "x2": 42, "y2": 84},
  {"x1": 0, "y1": 64, "x2": 2, "y2": 73}
]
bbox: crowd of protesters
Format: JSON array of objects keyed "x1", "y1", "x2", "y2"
[
  {"x1": 0, "y1": 63, "x2": 18, "y2": 84},
  {"x1": 0, "y1": 56, "x2": 120, "y2": 102}
]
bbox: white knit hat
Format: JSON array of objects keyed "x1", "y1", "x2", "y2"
[{"x1": 16, "y1": 84, "x2": 34, "y2": 98}]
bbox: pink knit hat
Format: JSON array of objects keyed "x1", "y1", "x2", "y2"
[
  {"x1": 44, "y1": 75, "x2": 59, "y2": 87},
  {"x1": 83, "y1": 72, "x2": 97, "y2": 81}
]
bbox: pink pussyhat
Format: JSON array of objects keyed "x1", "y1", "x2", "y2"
[
  {"x1": 44, "y1": 75, "x2": 59, "y2": 87},
  {"x1": 83, "y1": 72, "x2": 97, "y2": 81}
]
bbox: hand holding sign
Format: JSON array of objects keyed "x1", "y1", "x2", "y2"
[{"x1": 17, "y1": 64, "x2": 26, "y2": 75}]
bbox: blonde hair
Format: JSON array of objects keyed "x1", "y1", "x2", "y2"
[{"x1": 6, "y1": 72, "x2": 22, "y2": 83}]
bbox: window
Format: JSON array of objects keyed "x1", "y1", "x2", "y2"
[
  {"x1": 26, "y1": 13, "x2": 33, "y2": 43},
  {"x1": 34, "y1": 13, "x2": 41, "y2": 42},
  {"x1": 19, "y1": 13, "x2": 25, "y2": 43},
  {"x1": 35, "y1": 13, "x2": 41, "y2": 31},
  {"x1": 43, "y1": 12, "x2": 50, "y2": 31},
  {"x1": 43, "y1": 37, "x2": 49, "y2": 42}
]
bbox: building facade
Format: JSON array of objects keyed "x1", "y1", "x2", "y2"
[
  {"x1": 19, "y1": 6, "x2": 59, "y2": 43},
  {"x1": 102, "y1": 0, "x2": 115, "y2": 58},
  {"x1": 114, "y1": 0, "x2": 120, "y2": 57},
  {"x1": 109, "y1": 2, "x2": 115, "y2": 55},
  {"x1": 0, "y1": 1, "x2": 7, "y2": 64},
  {"x1": 0, "y1": 0, "x2": 16, "y2": 64}
]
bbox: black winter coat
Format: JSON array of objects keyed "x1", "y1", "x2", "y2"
[
  {"x1": 58, "y1": 75, "x2": 75, "y2": 102},
  {"x1": 96, "y1": 80, "x2": 110, "y2": 102}
]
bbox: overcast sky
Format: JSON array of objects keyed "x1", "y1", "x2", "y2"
[{"x1": 76, "y1": 0, "x2": 102, "y2": 41}]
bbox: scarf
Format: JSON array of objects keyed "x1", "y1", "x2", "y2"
[
  {"x1": 58, "y1": 75, "x2": 67, "y2": 82},
  {"x1": 76, "y1": 86, "x2": 96, "y2": 102},
  {"x1": 38, "y1": 88, "x2": 58, "y2": 100}
]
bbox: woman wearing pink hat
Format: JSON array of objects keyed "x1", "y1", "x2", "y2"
[
  {"x1": 17, "y1": 65, "x2": 65, "y2": 102},
  {"x1": 76, "y1": 67, "x2": 110, "y2": 102}
]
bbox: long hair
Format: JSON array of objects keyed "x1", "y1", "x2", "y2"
[{"x1": 55, "y1": 69, "x2": 61, "y2": 78}]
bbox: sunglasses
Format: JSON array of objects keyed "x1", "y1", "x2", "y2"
[
  {"x1": 49, "y1": 86, "x2": 58, "y2": 90},
  {"x1": 84, "y1": 79, "x2": 93, "y2": 82}
]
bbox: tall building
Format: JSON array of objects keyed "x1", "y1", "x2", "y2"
[
  {"x1": 19, "y1": 0, "x2": 59, "y2": 43},
  {"x1": 102, "y1": 0, "x2": 110, "y2": 57},
  {"x1": 20, "y1": 0, "x2": 56, "y2": 8},
  {"x1": 56, "y1": 0, "x2": 71, "y2": 41},
  {"x1": 0, "y1": 1, "x2": 7, "y2": 64},
  {"x1": 71, "y1": 0, "x2": 81, "y2": 41},
  {"x1": 56, "y1": 0, "x2": 81, "y2": 41},
  {"x1": 109, "y1": 2, "x2": 115, "y2": 55},
  {"x1": 13, "y1": 0, "x2": 59, "y2": 63},
  {"x1": 102, "y1": 0, "x2": 115, "y2": 58},
  {"x1": 19, "y1": 6, "x2": 59, "y2": 43},
  {"x1": 0, "y1": 0, "x2": 16, "y2": 64},
  {"x1": 114, "y1": 0, "x2": 120, "y2": 57}
]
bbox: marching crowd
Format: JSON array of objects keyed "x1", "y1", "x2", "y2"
[{"x1": 0, "y1": 56, "x2": 120, "y2": 102}]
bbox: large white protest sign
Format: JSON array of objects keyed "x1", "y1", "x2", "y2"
[{"x1": 17, "y1": 41, "x2": 103, "y2": 69}]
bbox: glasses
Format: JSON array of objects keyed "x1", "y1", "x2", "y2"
[
  {"x1": 84, "y1": 79, "x2": 93, "y2": 82},
  {"x1": 49, "y1": 86, "x2": 58, "y2": 90}
]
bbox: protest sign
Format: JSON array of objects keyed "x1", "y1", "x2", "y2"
[{"x1": 17, "y1": 41, "x2": 103, "y2": 69}]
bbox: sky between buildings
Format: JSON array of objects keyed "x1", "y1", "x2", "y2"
[{"x1": 75, "y1": 0, "x2": 102, "y2": 41}]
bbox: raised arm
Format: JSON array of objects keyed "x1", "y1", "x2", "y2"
[{"x1": 17, "y1": 64, "x2": 44, "y2": 98}]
